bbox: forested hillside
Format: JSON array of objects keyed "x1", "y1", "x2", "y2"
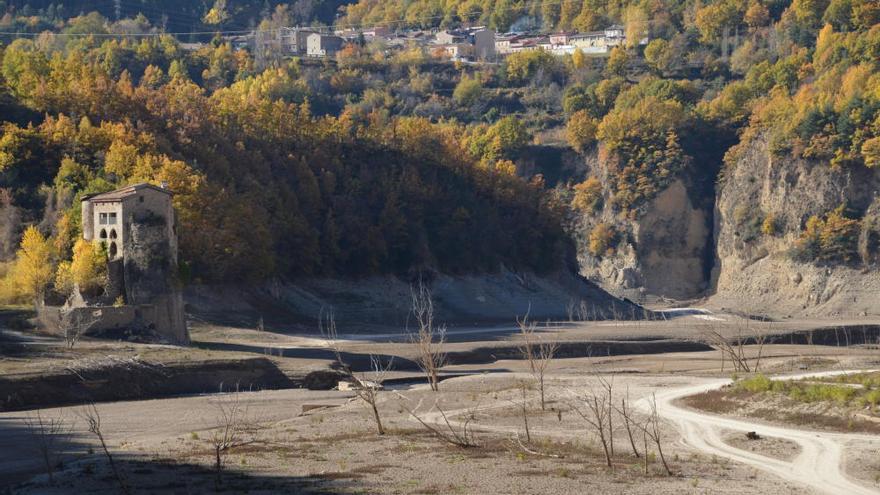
[{"x1": 0, "y1": 0, "x2": 878, "y2": 308}]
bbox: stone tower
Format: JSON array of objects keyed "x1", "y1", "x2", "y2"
[{"x1": 79, "y1": 183, "x2": 189, "y2": 344}]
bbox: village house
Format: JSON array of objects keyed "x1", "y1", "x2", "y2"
[
  {"x1": 433, "y1": 28, "x2": 495, "y2": 61},
  {"x1": 307, "y1": 32, "x2": 346, "y2": 57}
]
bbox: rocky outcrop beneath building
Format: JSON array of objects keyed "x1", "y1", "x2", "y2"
[
  {"x1": 121, "y1": 211, "x2": 188, "y2": 344},
  {"x1": 709, "y1": 136, "x2": 880, "y2": 317}
]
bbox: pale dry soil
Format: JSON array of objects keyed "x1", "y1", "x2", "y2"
[
  {"x1": 721, "y1": 430, "x2": 801, "y2": 462},
  {"x1": 10, "y1": 360, "x2": 880, "y2": 495}
]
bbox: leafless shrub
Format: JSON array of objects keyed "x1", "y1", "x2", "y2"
[
  {"x1": 517, "y1": 312, "x2": 560, "y2": 411},
  {"x1": 61, "y1": 310, "x2": 99, "y2": 349},
  {"x1": 80, "y1": 404, "x2": 130, "y2": 494},
  {"x1": 352, "y1": 355, "x2": 393, "y2": 435},
  {"x1": 208, "y1": 391, "x2": 259, "y2": 474},
  {"x1": 320, "y1": 311, "x2": 391, "y2": 435},
  {"x1": 699, "y1": 325, "x2": 751, "y2": 372},
  {"x1": 398, "y1": 395, "x2": 479, "y2": 448},
  {"x1": 25, "y1": 410, "x2": 72, "y2": 484},
  {"x1": 410, "y1": 281, "x2": 446, "y2": 392},
  {"x1": 699, "y1": 321, "x2": 769, "y2": 373}
]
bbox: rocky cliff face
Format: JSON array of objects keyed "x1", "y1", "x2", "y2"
[
  {"x1": 710, "y1": 136, "x2": 880, "y2": 317},
  {"x1": 572, "y1": 152, "x2": 715, "y2": 301}
]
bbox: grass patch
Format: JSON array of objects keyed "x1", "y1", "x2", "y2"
[{"x1": 734, "y1": 374, "x2": 875, "y2": 406}]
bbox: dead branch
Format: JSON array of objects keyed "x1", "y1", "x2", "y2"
[
  {"x1": 350, "y1": 355, "x2": 393, "y2": 435},
  {"x1": 398, "y1": 395, "x2": 479, "y2": 448},
  {"x1": 513, "y1": 434, "x2": 564, "y2": 459},
  {"x1": 698, "y1": 325, "x2": 752, "y2": 372},
  {"x1": 207, "y1": 390, "x2": 260, "y2": 475}
]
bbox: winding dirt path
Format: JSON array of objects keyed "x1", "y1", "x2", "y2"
[{"x1": 643, "y1": 370, "x2": 880, "y2": 495}]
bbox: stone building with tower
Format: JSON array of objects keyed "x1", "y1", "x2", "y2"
[{"x1": 62, "y1": 182, "x2": 189, "y2": 344}]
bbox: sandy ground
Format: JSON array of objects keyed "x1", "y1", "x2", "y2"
[
  {"x1": 4, "y1": 357, "x2": 879, "y2": 494},
  {"x1": 2, "y1": 310, "x2": 880, "y2": 494},
  {"x1": 653, "y1": 370, "x2": 880, "y2": 495}
]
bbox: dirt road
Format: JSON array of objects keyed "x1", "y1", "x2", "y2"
[{"x1": 645, "y1": 370, "x2": 880, "y2": 495}]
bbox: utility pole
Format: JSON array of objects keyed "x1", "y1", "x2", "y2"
[{"x1": 114, "y1": 0, "x2": 121, "y2": 21}]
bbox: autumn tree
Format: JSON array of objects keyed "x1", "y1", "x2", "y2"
[
  {"x1": 588, "y1": 223, "x2": 618, "y2": 257},
  {"x1": 566, "y1": 110, "x2": 599, "y2": 153},
  {"x1": 9, "y1": 226, "x2": 54, "y2": 307},
  {"x1": 572, "y1": 177, "x2": 603, "y2": 213}
]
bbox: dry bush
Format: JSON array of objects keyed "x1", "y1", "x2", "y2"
[
  {"x1": 208, "y1": 391, "x2": 259, "y2": 474},
  {"x1": 320, "y1": 310, "x2": 391, "y2": 435},
  {"x1": 517, "y1": 311, "x2": 559, "y2": 411},
  {"x1": 698, "y1": 322, "x2": 767, "y2": 373},
  {"x1": 25, "y1": 409, "x2": 72, "y2": 484},
  {"x1": 80, "y1": 403, "x2": 130, "y2": 494},
  {"x1": 410, "y1": 281, "x2": 446, "y2": 392},
  {"x1": 60, "y1": 310, "x2": 99, "y2": 349}
]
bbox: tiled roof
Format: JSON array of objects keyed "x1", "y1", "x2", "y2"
[{"x1": 83, "y1": 183, "x2": 173, "y2": 202}]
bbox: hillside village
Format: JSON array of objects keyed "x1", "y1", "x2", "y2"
[{"x1": 223, "y1": 23, "x2": 646, "y2": 61}]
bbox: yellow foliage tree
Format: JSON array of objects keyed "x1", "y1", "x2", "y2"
[
  {"x1": 571, "y1": 49, "x2": 586, "y2": 70},
  {"x1": 566, "y1": 110, "x2": 599, "y2": 153},
  {"x1": 70, "y1": 239, "x2": 107, "y2": 294},
  {"x1": 571, "y1": 177, "x2": 603, "y2": 212},
  {"x1": 9, "y1": 226, "x2": 54, "y2": 306},
  {"x1": 862, "y1": 136, "x2": 880, "y2": 168},
  {"x1": 588, "y1": 223, "x2": 617, "y2": 257}
]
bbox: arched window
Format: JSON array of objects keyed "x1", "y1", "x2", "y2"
[
  {"x1": 109, "y1": 229, "x2": 118, "y2": 240},
  {"x1": 109, "y1": 242, "x2": 118, "y2": 259},
  {"x1": 100, "y1": 229, "x2": 107, "y2": 239}
]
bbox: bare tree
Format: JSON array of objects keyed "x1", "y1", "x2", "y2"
[
  {"x1": 351, "y1": 355, "x2": 393, "y2": 435},
  {"x1": 699, "y1": 322, "x2": 769, "y2": 373},
  {"x1": 699, "y1": 325, "x2": 751, "y2": 372},
  {"x1": 641, "y1": 393, "x2": 672, "y2": 475},
  {"x1": 25, "y1": 410, "x2": 72, "y2": 484},
  {"x1": 517, "y1": 312, "x2": 560, "y2": 411},
  {"x1": 569, "y1": 387, "x2": 613, "y2": 468},
  {"x1": 615, "y1": 388, "x2": 641, "y2": 458},
  {"x1": 507, "y1": 381, "x2": 532, "y2": 443},
  {"x1": 80, "y1": 404, "x2": 130, "y2": 494},
  {"x1": 410, "y1": 282, "x2": 446, "y2": 392},
  {"x1": 320, "y1": 311, "x2": 391, "y2": 435},
  {"x1": 398, "y1": 395, "x2": 479, "y2": 448}
]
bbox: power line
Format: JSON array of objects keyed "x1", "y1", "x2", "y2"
[{"x1": 0, "y1": 0, "x2": 602, "y2": 39}]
